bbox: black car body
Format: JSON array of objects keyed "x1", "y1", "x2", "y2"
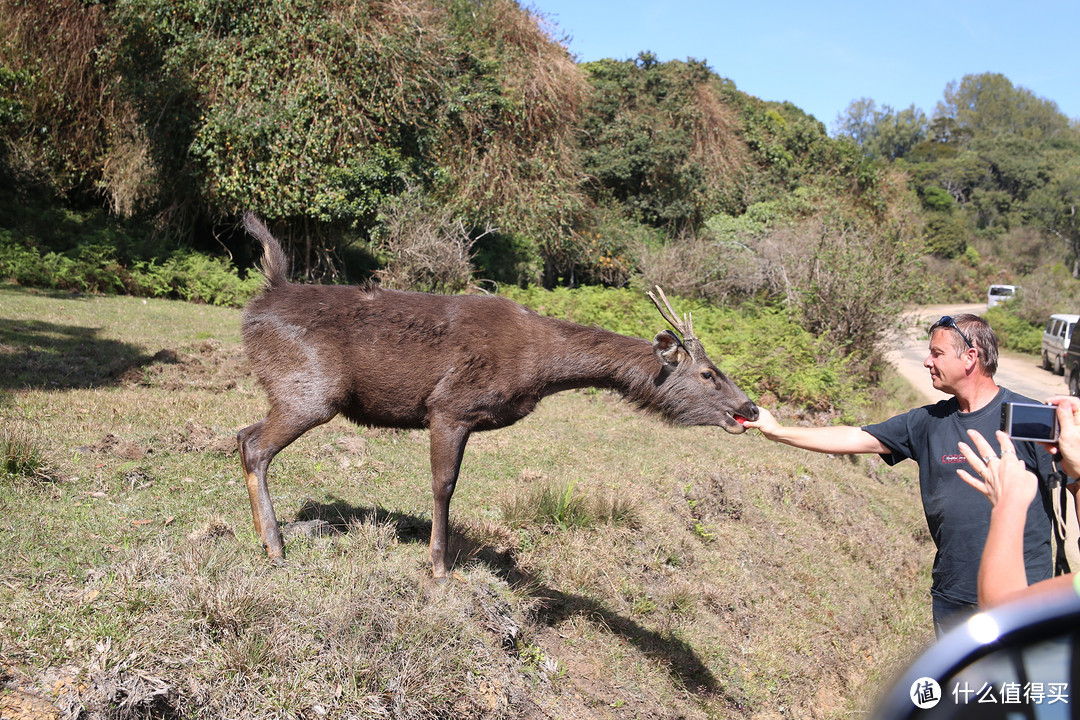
[{"x1": 1066, "y1": 327, "x2": 1080, "y2": 396}]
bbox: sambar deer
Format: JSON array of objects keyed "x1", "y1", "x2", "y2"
[{"x1": 237, "y1": 212, "x2": 758, "y2": 577}]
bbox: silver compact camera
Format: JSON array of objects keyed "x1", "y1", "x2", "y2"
[{"x1": 1000, "y1": 402, "x2": 1059, "y2": 443}]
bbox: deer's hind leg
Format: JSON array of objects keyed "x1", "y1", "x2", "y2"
[{"x1": 238, "y1": 406, "x2": 335, "y2": 561}]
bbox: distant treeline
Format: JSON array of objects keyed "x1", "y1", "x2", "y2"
[{"x1": 833, "y1": 75, "x2": 1080, "y2": 326}]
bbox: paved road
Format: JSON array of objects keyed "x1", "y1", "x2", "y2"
[{"x1": 886, "y1": 304, "x2": 1069, "y2": 404}]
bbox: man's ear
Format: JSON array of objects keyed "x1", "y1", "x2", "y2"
[{"x1": 653, "y1": 330, "x2": 689, "y2": 366}]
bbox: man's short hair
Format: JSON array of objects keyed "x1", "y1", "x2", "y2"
[{"x1": 929, "y1": 314, "x2": 998, "y2": 376}]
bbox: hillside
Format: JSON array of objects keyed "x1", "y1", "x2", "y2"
[
  {"x1": 0, "y1": 285, "x2": 934, "y2": 719},
  {"x1": 832, "y1": 76, "x2": 1080, "y2": 316}
]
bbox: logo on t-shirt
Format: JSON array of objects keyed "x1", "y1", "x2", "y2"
[{"x1": 940, "y1": 453, "x2": 966, "y2": 464}]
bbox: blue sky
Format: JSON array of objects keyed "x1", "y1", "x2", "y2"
[{"x1": 528, "y1": 1, "x2": 1080, "y2": 133}]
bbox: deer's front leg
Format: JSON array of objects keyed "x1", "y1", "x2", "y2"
[{"x1": 428, "y1": 422, "x2": 470, "y2": 579}]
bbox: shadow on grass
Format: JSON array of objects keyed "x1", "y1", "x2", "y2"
[
  {"x1": 0, "y1": 317, "x2": 157, "y2": 390},
  {"x1": 293, "y1": 496, "x2": 729, "y2": 700}
]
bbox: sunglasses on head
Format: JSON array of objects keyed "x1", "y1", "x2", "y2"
[{"x1": 937, "y1": 316, "x2": 974, "y2": 349}]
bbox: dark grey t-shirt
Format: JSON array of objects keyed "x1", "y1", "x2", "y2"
[{"x1": 863, "y1": 387, "x2": 1054, "y2": 605}]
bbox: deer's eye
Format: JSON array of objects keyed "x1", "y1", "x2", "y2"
[{"x1": 700, "y1": 370, "x2": 714, "y2": 381}]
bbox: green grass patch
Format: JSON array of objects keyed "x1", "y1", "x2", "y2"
[{"x1": 501, "y1": 478, "x2": 643, "y2": 531}]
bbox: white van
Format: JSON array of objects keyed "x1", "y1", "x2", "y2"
[
  {"x1": 1042, "y1": 313, "x2": 1079, "y2": 374},
  {"x1": 987, "y1": 284, "x2": 1018, "y2": 308}
]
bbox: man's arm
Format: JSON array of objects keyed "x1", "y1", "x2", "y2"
[{"x1": 744, "y1": 407, "x2": 891, "y2": 455}]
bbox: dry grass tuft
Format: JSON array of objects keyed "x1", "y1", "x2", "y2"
[
  {"x1": 1, "y1": 424, "x2": 49, "y2": 479},
  {"x1": 501, "y1": 477, "x2": 644, "y2": 531}
]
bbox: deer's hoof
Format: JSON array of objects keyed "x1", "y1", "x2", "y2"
[{"x1": 263, "y1": 543, "x2": 286, "y2": 566}]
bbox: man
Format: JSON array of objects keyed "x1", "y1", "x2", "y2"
[{"x1": 744, "y1": 314, "x2": 1055, "y2": 636}]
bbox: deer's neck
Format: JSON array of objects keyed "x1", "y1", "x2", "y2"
[{"x1": 537, "y1": 321, "x2": 661, "y2": 400}]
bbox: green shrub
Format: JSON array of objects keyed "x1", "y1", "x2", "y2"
[
  {"x1": 501, "y1": 286, "x2": 869, "y2": 415},
  {"x1": 924, "y1": 213, "x2": 968, "y2": 258},
  {"x1": 0, "y1": 241, "x2": 129, "y2": 294},
  {"x1": 0, "y1": 238, "x2": 260, "y2": 307},
  {"x1": 130, "y1": 252, "x2": 263, "y2": 306},
  {"x1": 920, "y1": 186, "x2": 955, "y2": 212},
  {"x1": 984, "y1": 305, "x2": 1041, "y2": 354},
  {"x1": 471, "y1": 230, "x2": 543, "y2": 287}
]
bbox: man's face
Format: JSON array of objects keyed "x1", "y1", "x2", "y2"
[{"x1": 924, "y1": 328, "x2": 973, "y2": 393}]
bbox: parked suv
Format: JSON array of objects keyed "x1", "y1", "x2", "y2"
[
  {"x1": 1066, "y1": 327, "x2": 1080, "y2": 396},
  {"x1": 987, "y1": 283, "x2": 1017, "y2": 308},
  {"x1": 1042, "y1": 313, "x2": 1078, "y2": 374}
]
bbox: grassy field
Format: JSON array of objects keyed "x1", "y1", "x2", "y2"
[{"x1": 0, "y1": 284, "x2": 935, "y2": 719}]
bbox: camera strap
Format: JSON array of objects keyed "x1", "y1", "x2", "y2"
[
  {"x1": 1049, "y1": 460, "x2": 1080, "y2": 573},
  {"x1": 1051, "y1": 468, "x2": 1067, "y2": 541}
]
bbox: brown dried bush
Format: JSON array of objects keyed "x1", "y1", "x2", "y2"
[
  {"x1": 374, "y1": 192, "x2": 478, "y2": 294},
  {"x1": 634, "y1": 234, "x2": 782, "y2": 304}
]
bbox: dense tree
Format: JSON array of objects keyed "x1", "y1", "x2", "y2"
[
  {"x1": 1, "y1": 0, "x2": 590, "y2": 281},
  {"x1": 908, "y1": 150, "x2": 983, "y2": 205},
  {"x1": 1, "y1": 0, "x2": 885, "y2": 289},
  {"x1": 936, "y1": 73, "x2": 1072, "y2": 141},
  {"x1": 833, "y1": 99, "x2": 927, "y2": 160},
  {"x1": 837, "y1": 72, "x2": 1080, "y2": 295},
  {"x1": 5, "y1": 1, "x2": 1074, "y2": 320},
  {"x1": 577, "y1": 53, "x2": 748, "y2": 231},
  {"x1": 1029, "y1": 159, "x2": 1080, "y2": 277},
  {"x1": 0, "y1": 0, "x2": 113, "y2": 200},
  {"x1": 832, "y1": 98, "x2": 878, "y2": 147}
]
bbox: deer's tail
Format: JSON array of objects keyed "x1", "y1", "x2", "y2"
[{"x1": 242, "y1": 211, "x2": 290, "y2": 288}]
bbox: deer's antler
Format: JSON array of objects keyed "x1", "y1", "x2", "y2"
[{"x1": 647, "y1": 286, "x2": 696, "y2": 342}]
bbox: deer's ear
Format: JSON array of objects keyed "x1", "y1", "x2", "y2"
[{"x1": 653, "y1": 330, "x2": 689, "y2": 366}]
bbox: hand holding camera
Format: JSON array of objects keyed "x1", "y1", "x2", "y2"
[
  {"x1": 1040, "y1": 396, "x2": 1080, "y2": 481},
  {"x1": 1000, "y1": 397, "x2": 1080, "y2": 480},
  {"x1": 1000, "y1": 401, "x2": 1059, "y2": 443}
]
